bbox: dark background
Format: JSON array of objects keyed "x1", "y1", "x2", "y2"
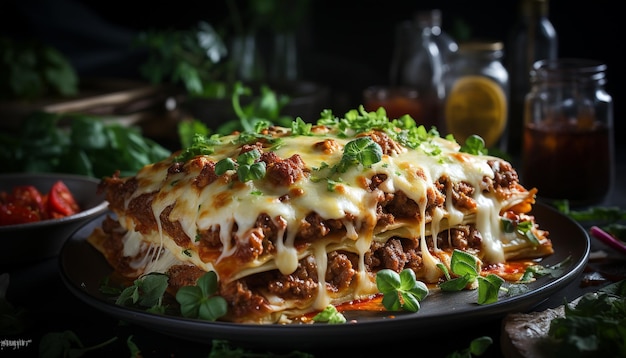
[{"x1": 1, "y1": 0, "x2": 623, "y2": 146}]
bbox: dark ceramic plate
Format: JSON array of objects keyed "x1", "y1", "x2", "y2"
[
  {"x1": 0, "y1": 173, "x2": 108, "y2": 264},
  {"x1": 59, "y1": 203, "x2": 589, "y2": 351}
]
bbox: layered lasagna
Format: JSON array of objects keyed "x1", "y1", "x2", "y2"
[{"x1": 88, "y1": 108, "x2": 553, "y2": 323}]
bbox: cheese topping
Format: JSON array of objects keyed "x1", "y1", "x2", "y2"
[{"x1": 92, "y1": 111, "x2": 551, "y2": 323}]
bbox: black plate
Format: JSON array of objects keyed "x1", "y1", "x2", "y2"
[{"x1": 59, "y1": 203, "x2": 589, "y2": 351}]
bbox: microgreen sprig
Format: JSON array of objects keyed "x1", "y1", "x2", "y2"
[
  {"x1": 438, "y1": 250, "x2": 505, "y2": 304},
  {"x1": 215, "y1": 148, "x2": 266, "y2": 182},
  {"x1": 376, "y1": 268, "x2": 429, "y2": 312},
  {"x1": 175, "y1": 271, "x2": 227, "y2": 321},
  {"x1": 115, "y1": 272, "x2": 169, "y2": 313}
]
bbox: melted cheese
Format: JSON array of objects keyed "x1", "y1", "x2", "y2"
[{"x1": 112, "y1": 125, "x2": 538, "y2": 321}]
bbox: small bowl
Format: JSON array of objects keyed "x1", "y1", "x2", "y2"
[{"x1": 0, "y1": 173, "x2": 108, "y2": 265}]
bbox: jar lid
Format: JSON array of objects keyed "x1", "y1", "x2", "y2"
[
  {"x1": 458, "y1": 41, "x2": 503, "y2": 52},
  {"x1": 531, "y1": 58, "x2": 607, "y2": 83}
]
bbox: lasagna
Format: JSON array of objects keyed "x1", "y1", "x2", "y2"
[{"x1": 88, "y1": 108, "x2": 553, "y2": 323}]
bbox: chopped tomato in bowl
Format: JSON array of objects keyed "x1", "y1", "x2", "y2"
[
  {"x1": 0, "y1": 173, "x2": 108, "y2": 264},
  {"x1": 0, "y1": 180, "x2": 82, "y2": 226}
]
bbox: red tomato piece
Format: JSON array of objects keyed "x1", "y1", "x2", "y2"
[
  {"x1": 0, "y1": 203, "x2": 41, "y2": 225},
  {"x1": 8, "y1": 185, "x2": 45, "y2": 216},
  {"x1": 47, "y1": 181, "x2": 80, "y2": 217}
]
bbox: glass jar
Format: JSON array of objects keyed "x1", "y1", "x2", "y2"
[
  {"x1": 521, "y1": 58, "x2": 614, "y2": 206},
  {"x1": 443, "y1": 41, "x2": 509, "y2": 151}
]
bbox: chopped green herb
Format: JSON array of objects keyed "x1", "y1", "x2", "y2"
[
  {"x1": 215, "y1": 149, "x2": 266, "y2": 182},
  {"x1": 312, "y1": 305, "x2": 347, "y2": 324},
  {"x1": 291, "y1": 117, "x2": 312, "y2": 136}
]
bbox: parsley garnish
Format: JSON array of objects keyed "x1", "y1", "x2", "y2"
[
  {"x1": 334, "y1": 136, "x2": 382, "y2": 174},
  {"x1": 174, "y1": 133, "x2": 221, "y2": 162}
]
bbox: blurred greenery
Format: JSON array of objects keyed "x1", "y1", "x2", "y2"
[{"x1": 0, "y1": 36, "x2": 78, "y2": 100}]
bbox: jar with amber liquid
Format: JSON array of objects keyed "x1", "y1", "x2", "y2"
[{"x1": 521, "y1": 58, "x2": 614, "y2": 206}]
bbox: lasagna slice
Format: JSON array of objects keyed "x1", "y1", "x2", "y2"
[{"x1": 88, "y1": 109, "x2": 553, "y2": 324}]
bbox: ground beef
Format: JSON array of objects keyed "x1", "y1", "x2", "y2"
[
  {"x1": 359, "y1": 130, "x2": 403, "y2": 156},
  {"x1": 325, "y1": 251, "x2": 357, "y2": 291},
  {"x1": 263, "y1": 152, "x2": 308, "y2": 186},
  {"x1": 193, "y1": 160, "x2": 218, "y2": 189},
  {"x1": 296, "y1": 212, "x2": 344, "y2": 244},
  {"x1": 382, "y1": 191, "x2": 421, "y2": 219},
  {"x1": 313, "y1": 138, "x2": 341, "y2": 154},
  {"x1": 167, "y1": 264, "x2": 206, "y2": 291},
  {"x1": 126, "y1": 192, "x2": 157, "y2": 234},
  {"x1": 264, "y1": 255, "x2": 319, "y2": 299},
  {"x1": 220, "y1": 280, "x2": 270, "y2": 319},
  {"x1": 488, "y1": 159, "x2": 519, "y2": 191}
]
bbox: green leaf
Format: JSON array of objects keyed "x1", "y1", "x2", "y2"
[
  {"x1": 70, "y1": 116, "x2": 108, "y2": 150},
  {"x1": 115, "y1": 273, "x2": 168, "y2": 309},
  {"x1": 476, "y1": 274, "x2": 504, "y2": 305},
  {"x1": 176, "y1": 286, "x2": 204, "y2": 318},
  {"x1": 449, "y1": 250, "x2": 479, "y2": 277},
  {"x1": 215, "y1": 158, "x2": 237, "y2": 175},
  {"x1": 176, "y1": 271, "x2": 227, "y2": 321},
  {"x1": 376, "y1": 268, "x2": 428, "y2": 312},
  {"x1": 459, "y1": 135, "x2": 488, "y2": 155},
  {"x1": 376, "y1": 268, "x2": 402, "y2": 293},
  {"x1": 335, "y1": 136, "x2": 382, "y2": 173},
  {"x1": 439, "y1": 275, "x2": 473, "y2": 291}
]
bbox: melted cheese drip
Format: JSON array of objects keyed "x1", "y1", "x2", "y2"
[{"x1": 116, "y1": 127, "x2": 529, "y2": 317}]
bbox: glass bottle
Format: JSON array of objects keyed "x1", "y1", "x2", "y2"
[
  {"x1": 416, "y1": 9, "x2": 458, "y2": 67},
  {"x1": 506, "y1": 0, "x2": 558, "y2": 156},
  {"x1": 443, "y1": 41, "x2": 509, "y2": 151},
  {"x1": 388, "y1": 10, "x2": 453, "y2": 129},
  {"x1": 521, "y1": 58, "x2": 614, "y2": 207}
]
